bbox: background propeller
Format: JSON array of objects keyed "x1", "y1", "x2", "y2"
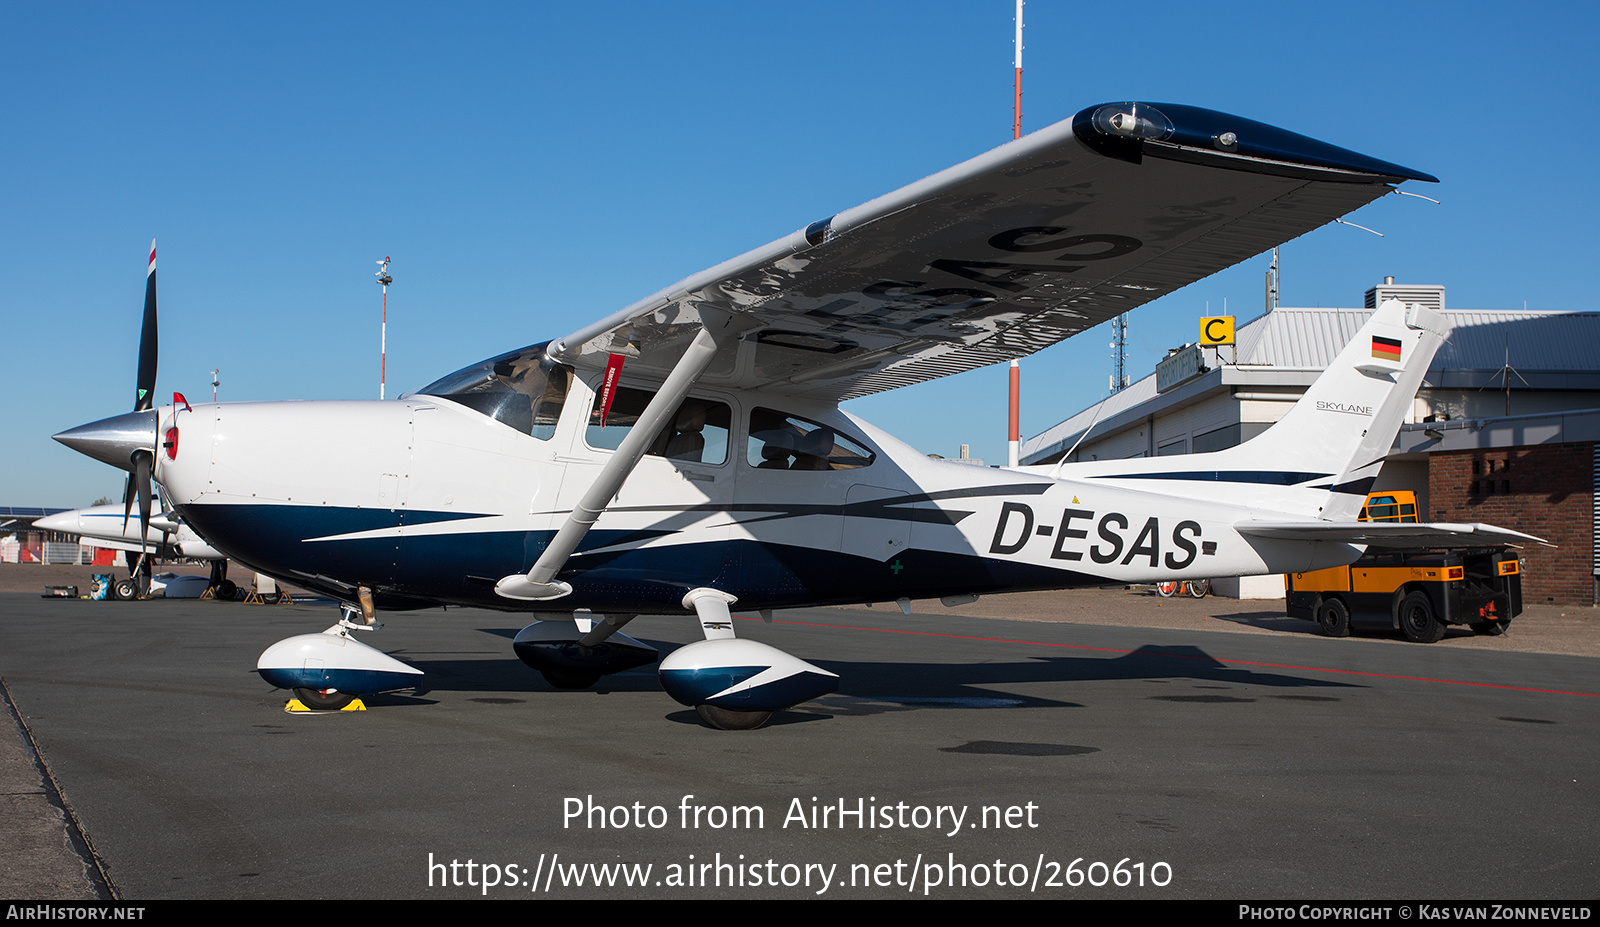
[{"x1": 122, "y1": 240, "x2": 158, "y2": 558}]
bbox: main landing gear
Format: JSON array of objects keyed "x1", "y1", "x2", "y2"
[
  {"x1": 657, "y1": 588, "x2": 838, "y2": 731},
  {"x1": 206, "y1": 560, "x2": 237, "y2": 601},
  {"x1": 514, "y1": 589, "x2": 838, "y2": 730},
  {"x1": 512, "y1": 612, "x2": 659, "y2": 690},
  {"x1": 257, "y1": 584, "x2": 835, "y2": 729}
]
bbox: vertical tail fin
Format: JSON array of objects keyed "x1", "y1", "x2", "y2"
[{"x1": 1222, "y1": 299, "x2": 1448, "y2": 519}]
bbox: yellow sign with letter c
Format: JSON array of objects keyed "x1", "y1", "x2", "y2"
[{"x1": 1200, "y1": 316, "x2": 1235, "y2": 345}]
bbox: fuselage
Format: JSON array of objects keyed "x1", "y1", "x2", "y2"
[
  {"x1": 33, "y1": 504, "x2": 223, "y2": 560},
  {"x1": 150, "y1": 345, "x2": 1355, "y2": 614}
]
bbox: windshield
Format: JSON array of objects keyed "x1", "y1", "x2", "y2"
[{"x1": 416, "y1": 342, "x2": 572, "y2": 439}]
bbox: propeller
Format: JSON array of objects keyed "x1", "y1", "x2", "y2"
[
  {"x1": 122, "y1": 240, "x2": 158, "y2": 555},
  {"x1": 52, "y1": 241, "x2": 173, "y2": 583}
]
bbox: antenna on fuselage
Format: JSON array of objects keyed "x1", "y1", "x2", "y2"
[{"x1": 375, "y1": 256, "x2": 393, "y2": 399}]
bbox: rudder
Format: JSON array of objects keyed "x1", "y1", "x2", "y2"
[{"x1": 1216, "y1": 299, "x2": 1448, "y2": 519}]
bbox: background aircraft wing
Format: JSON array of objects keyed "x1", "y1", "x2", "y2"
[
  {"x1": 553, "y1": 101, "x2": 1435, "y2": 402},
  {"x1": 1235, "y1": 521, "x2": 1548, "y2": 548}
]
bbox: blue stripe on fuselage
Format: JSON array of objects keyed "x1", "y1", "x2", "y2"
[{"x1": 178, "y1": 503, "x2": 1103, "y2": 613}]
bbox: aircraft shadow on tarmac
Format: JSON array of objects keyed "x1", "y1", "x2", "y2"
[{"x1": 353, "y1": 629, "x2": 1358, "y2": 723}]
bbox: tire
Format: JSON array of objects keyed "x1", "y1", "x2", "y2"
[
  {"x1": 541, "y1": 669, "x2": 602, "y2": 690},
  {"x1": 1157, "y1": 581, "x2": 1178, "y2": 598},
  {"x1": 113, "y1": 578, "x2": 137, "y2": 601},
  {"x1": 1470, "y1": 620, "x2": 1508, "y2": 636},
  {"x1": 261, "y1": 592, "x2": 282, "y2": 605},
  {"x1": 1316, "y1": 597, "x2": 1351, "y2": 638},
  {"x1": 1187, "y1": 579, "x2": 1210, "y2": 598},
  {"x1": 1398, "y1": 590, "x2": 1446, "y2": 643},
  {"x1": 292, "y1": 687, "x2": 355, "y2": 710},
  {"x1": 214, "y1": 579, "x2": 238, "y2": 601},
  {"x1": 695, "y1": 705, "x2": 773, "y2": 731}
]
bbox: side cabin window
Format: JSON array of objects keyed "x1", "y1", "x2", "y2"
[
  {"x1": 586, "y1": 386, "x2": 731, "y2": 466},
  {"x1": 415, "y1": 342, "x2": 572, "y2": 440},
  {"x1": 746, "y1": 408, "x2": 874, "y2": 471}
]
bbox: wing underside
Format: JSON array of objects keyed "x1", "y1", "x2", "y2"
[{"x1": 553, "y1": 102, "x2": 1434, "y2": 401}]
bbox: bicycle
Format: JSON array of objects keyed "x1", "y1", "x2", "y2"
[{"x1": 1156, "y1": 579, "x2": 1210, "y2": 598}]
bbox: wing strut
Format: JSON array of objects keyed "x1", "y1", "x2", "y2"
[{"x1": 495, "y1": 325, "x2": 727, "y2": 601}]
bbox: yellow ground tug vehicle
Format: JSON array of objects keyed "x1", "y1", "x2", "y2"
[{"x1": 1285, "y1": 491, "x2": 1524, "y2": 642}]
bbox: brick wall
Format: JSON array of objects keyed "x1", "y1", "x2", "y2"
[{"x1": 1427, "y1": 444, "x2": 1594, "y2": 606}]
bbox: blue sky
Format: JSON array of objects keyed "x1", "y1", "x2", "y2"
[{"x1": 5, "y1": 1, "x2": 1597, "y2": 505}]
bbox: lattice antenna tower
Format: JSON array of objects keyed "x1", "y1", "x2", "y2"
[{"x1": 1110, "y1": 314, "x2": 1129, "y2": 394}]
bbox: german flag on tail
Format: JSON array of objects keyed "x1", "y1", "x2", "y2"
[{"x1": 1371, "y1": 336, "x2": 1402, "y2": 361}]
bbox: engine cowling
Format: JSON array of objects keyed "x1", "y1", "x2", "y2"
[{"x1": 658, "y1": 639, "x2": 838, "y2": 711}]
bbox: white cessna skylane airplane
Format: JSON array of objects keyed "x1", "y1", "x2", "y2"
[{"x1": 56, "y1": 102, "x2": 1537, "y2": 728}]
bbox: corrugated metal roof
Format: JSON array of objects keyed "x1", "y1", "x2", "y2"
[
  {"x1": 1236, "y1": 308, "x2": 1368, "y2": 368},
  {"x1": 1021, "y1": 307, "x2": 1600, "y2": 462},
  {"x1": 1237, "y1": 307, "x2": 1600, "y2": 371},
  {"x1": 1432, "y1": 310, "x2": 1600, "y2": 372}
]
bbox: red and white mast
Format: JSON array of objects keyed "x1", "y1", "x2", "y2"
[
  {"x1": 1007, "y1": 1, "x2": 1024, "y2": 467},
  {"x1": 1012, "y1": 0, "x2": 1024, "y2": 143}
]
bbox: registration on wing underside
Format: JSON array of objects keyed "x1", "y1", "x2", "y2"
[{"x1": 554, "y1": 104, "x2": 1405, "y2": 402}]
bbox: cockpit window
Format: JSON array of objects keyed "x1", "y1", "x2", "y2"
[
  {"x1": 747, "y1": 408, "x2": 874, "y2": 471},
  {"x1": 416, "y1": 342, "x2": 572, "y2": 440}
]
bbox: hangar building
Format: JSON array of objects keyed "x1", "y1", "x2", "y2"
[{"x1": 1020, "y1": 281, "x2": 1600, "y2": 606}]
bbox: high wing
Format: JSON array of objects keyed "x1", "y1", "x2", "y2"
[
  {"x1": 1235, "y1": 521, "x2": 1547, "y2": 548},
  {"x1": 551, "y1": 102, "x2": 1436, "y2": 400}
]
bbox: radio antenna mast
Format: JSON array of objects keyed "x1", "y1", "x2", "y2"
[{"x1": 1265, "y1": 247, "x2": 1280, "y2": 311}]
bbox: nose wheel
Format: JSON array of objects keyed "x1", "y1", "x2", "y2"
[
  {"x1": 292, "y1": 688, "x2": 356, "y2": 711},
  {"x1": 694, "y1": 705, "x2": 773, "y2": 731},
  {"x1": 258, "y1": 593, "x2": 423, "y2": 710}
]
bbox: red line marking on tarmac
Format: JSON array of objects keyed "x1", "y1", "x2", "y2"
[{"x1": 736, "y1": 615, "x2": 1600, "y2": 699}]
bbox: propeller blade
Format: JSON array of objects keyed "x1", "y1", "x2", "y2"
[
  {"x1": 122, "y1": 470, "x2": 136, "y2": 532},
  {"x1": 134, "y1": 239, "x2": 157, "y2": 412},
  {"x1": 133, "y1": 450, "x2": 153, "y2": 550}
]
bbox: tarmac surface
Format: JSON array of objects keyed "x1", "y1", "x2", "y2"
[{"x1": 1, "y1": 571, "x2": 1596, "y2": 900}]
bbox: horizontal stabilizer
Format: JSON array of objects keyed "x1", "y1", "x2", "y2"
[{"x1": 1236, "y1": 520, "x2": 1548, "y2": 548}]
